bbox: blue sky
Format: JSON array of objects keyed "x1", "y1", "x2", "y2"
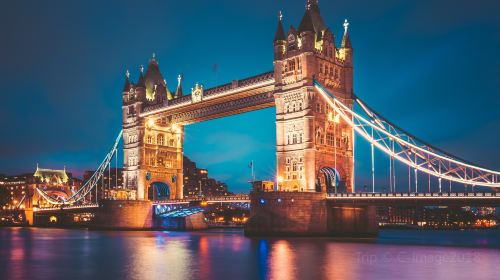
[{"x1": 0, "y1": 0, "x2": 499, "y2": 193}]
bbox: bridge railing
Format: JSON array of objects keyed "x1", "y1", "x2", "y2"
[
  {"x1": 33, "y1": 203, "x2": 100, "y2": 212},
  {"x1": 326, "y1": 192, "x2": 500, "y2": 199},
  {"x1": 154, "y1": 195, "x2": 250, "y2": 205}
]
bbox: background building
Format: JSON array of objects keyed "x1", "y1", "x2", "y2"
[
  {"x1": 183, "y1": 156, "x2": 231, "y2": 198},
  {"x1": 0, "y1": 166, "x2": 81, "y2": 209}
]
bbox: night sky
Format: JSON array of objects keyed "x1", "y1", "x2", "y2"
[{"x1": 1, "y1": 0, "x2": 499, "y2": 193}]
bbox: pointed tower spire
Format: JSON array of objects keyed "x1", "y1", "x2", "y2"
[
  {"x1": 341, "y1": 19, "x2": 352, "y2": 48},
  {"x1": 175, "y1": 74, "x2": 183, "y2": 98},
  {"x1": 136, "y1": 65, "x2": 145, "y2": 88},
  {"x1": 165, "y1": 79, "x2": 173, "y2": 100},
  {"x1": 274, "y1": 11, "x2": 285, "y2": 41},
  {"x1": 298, "y1": 6, "x2": 314, "y2": 33},
  {"x1": 122, "y1": 69, "x2": 132, "y2": 92}
]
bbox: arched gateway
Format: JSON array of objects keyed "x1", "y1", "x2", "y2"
[{"x1": 121, "y1": 0, "x2": 354, "y2": 200}]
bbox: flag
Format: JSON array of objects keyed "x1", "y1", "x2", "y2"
[{"x1": 248, "y1": 161, "x2": 253, "y2": 168}]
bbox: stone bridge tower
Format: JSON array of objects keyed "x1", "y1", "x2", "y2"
[
  {"x1": 273, "y1": 0, "x2": 355, "y2": 192},
  {"x1": 122, "y1": 56, "x2": 184, "y2": 200}
]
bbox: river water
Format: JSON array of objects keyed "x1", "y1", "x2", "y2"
[{"x1": 0, "y1": 228, "x2": 499, "y2": 280}]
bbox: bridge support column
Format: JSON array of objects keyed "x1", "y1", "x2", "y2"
[
  {"x1": 245, "y1": 192, "x2": 378, "y2": 237},
  {"x1": 245, "y1": 192, "x2": 329, "y2": 236},
  {"x1": 91, "y1": 200, "x2": 154, "y2": 230},
  {"x1": 24, "y1": 208, "x2": 34, "y2": 226},
  {"x1": 327, "y1": 203, "x2": 378, "y2": 237}
]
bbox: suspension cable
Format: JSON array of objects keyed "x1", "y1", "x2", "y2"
[{"x1": 314, "y1": 81, "x2": 500, "y2": 188}]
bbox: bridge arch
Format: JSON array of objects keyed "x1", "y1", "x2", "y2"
[
  {"x1": 316, "y1": 167, "x2": 342, "y2": 194},
  {"x1": 148, "y1": 182, "x2": 171, "y2": 200}
]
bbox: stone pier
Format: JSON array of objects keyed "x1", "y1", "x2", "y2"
[
  {"x1": 91, "y1": 200, "x2": 154, "y2": 230},
  {"x1": 245, "y1": 192, "x2": 378, "y2": 237}
]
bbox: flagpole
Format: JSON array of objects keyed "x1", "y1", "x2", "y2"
[{"x1": 251, "y1": 160, "x2": 255, "y2": 182}]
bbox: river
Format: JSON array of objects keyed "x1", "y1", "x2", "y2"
[{"x1": 0, "y1": 228, "x2": 499, "y2": 280}]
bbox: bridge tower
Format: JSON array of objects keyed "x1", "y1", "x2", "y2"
[
  {"x1": 122, "y1": 56, "x2": 184, "y2": 200},
  {"x1": 273, "y1": 0, "x2": 355, "y2": 192}
]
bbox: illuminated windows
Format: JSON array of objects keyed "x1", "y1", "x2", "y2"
[
  {"x1": 157, "y1": 134, "x2": 164, "y2": 146},
  {"x1": 326, "y1": 132, "x2": 334, "y2": 146}
]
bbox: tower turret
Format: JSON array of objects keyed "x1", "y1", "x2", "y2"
[
  {"x1": 175, "y1": 74, "x2": 183, "y2": 98},
  {"x1": 135, "y1": 65, "x2": 146, "y2": 101},
  {"x1": 274, "y1": 11, "x2": 286, "y2": 60},
  {"x1": 122, "y1": 69, "x2": 132, "y2": 92},
  {"x1": 144, "y1": 53, "x2": 167, "y2": 103}
]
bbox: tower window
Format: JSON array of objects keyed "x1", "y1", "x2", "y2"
[
  {"x1": 293, "y1": 134, "x2": 297, "y2": 144},
  {"x1": 157, "y1": 134, "x2": 164, "y2": 146},
  {"x1": 326, "y1": 132, "x2": 334, "y2": 146},
  {"x1": 147, "y1": 135, "x2": 153, "y2": 144}
]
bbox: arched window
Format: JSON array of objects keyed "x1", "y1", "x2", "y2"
[
  {"x1": 169, "y1": 139, "x2": 175, "y2": 147},
  {"x1": 298, "y1": 102, "x2": 302, "y2": 111},
  {"x1": 157, "y1": 134, "x2": 164, "y2": 146},
  {"x1": 284, "y1": 103, "x2": 289, "y2": 113},
  {"x1": 293, "y1": 134, "x2": 297, "y2": 144},
  {"x1": 147, "y1": 135, "x2": 153, "y2": 144},
  {"x1": 299, "y1": 133, "x2": 303, "y2": 143},
  {"x1": 292, "y1": 162, "x2": 298, "y2": 171}
]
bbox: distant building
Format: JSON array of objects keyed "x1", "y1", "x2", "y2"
[
  {"x1": 252, "y1": 180, "x2": 275, "y2": 192},
  {"x1": 0, "y1": 166, "x2": 81, "y2": 209},
  {"x1": 183, "y1": 156, "x2": 231, "y2": 198}
]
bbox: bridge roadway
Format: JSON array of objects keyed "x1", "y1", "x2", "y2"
[
  {"x1": 27, "y1": 192, "x2": 500, "y2": 213},
  {"x1": 154, "y1": 192, "x2": 500, "y2": 207}
]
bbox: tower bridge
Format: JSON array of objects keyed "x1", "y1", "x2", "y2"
[{"x1": 20, "y1": 0, "x2": 500, "y2": 236}]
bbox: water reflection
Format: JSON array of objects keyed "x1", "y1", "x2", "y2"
[
  {"x1": 0, "y1": 228, "x2": 499, "y2": 280},
  {"x1": 269, "y1": 240, "x2": 295, "y2": 280}
]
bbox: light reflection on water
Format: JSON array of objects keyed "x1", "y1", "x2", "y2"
[{"x1": 0, "y1": 228, "x2": 499, "y2": 280}]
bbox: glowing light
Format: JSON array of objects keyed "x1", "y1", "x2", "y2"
[
  {"x1": 172, "y1": 124, "x2": 181, "y2": 133},
  {"x1": 277, "y1": 176, "x2": 284, "y2": 183},
  {"x1": 333, "y1": 114, "x2": 340, "y2": 124},
  {"x1": 147, "y1": 118, "x2": 155, "y2": 128}
]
